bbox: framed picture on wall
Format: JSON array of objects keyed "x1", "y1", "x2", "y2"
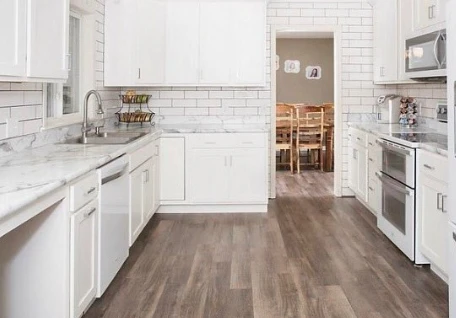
[
  {"x1": 306, "y1": 66, "x2": 321, "y2": 79},
  {"x1": 284, "y1": 60, "x2": 300, "y2": 74}
]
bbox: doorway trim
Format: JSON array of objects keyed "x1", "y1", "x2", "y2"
[{"x1": 270, "y1": 24, "x2": 343, "y2": 198}]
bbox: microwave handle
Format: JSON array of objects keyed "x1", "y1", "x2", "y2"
[{"x1": 433, "y1": 33, "x2": 441, "y2": 68}]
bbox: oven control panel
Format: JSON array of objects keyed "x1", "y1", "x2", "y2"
[{"x1": 436, "y1": 101, "x2": 448, "y2": 122}]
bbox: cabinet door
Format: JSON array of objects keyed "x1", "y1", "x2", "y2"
[
  {"x1": 368, "y1": 177, "x2": 381, "y2": 215},
  {"x1": 348, "y1": 144, "x2": 359, "y2": 194},
  {"x1": 419, "y1": 174, "x2": 448, "y2": 273},
  {"x1": 129, "y1": 168, "x2": 144, "y2": 246},
  {"x1": 373, "y1": 0, "x2": 398, "y2": 82},
  {"x1": 0, "y1": 0, "x2": 26, "y2": 77},
  {"x1": 135, "y1": 0, "x2": 166, "y2": 84},
  {"x1": 160, "y1": 137, "x2": 185, "y2": 201},
  {"x1": 229, "y1": 148, "x2": 268, "y2": 203},
  {"x1": 232, "y1": 1, "x2": 266, "y2": 85},
  {"x1": 70, "y1": 200, "x2": 98, "y2": 318},
  {"x1": 357, "y1": 146, "x2": 368, "y2": 202},
  {"x1": 143, "y1": 158, "x2": 154, "y2": 221},
  {"x1": 166, "y1": 1, "x2": 199, "y2": 84},
  {"x1": 151, "y1": 154, "x2": 160, "y2": 214},
  {"x1": 104, "y1": 0, "x2": 135, "y2": 86},
  {"x1": 414, "y1": 0, "x2": 445, "y2": 30},
  {"x1": 187, "y1": 149, "x2": 230, "y2": 203},
  {"x1": 199, "y1": 1, "x2": 233, "y2": 84},
  {"x1": 27, "y1": 0, "x2": 69, "y2": 80}
]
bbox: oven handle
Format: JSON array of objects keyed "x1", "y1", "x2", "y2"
[
  {"x1": 376, "y1": 172, "x2": 413, "y2": 196},
  {"x1": 376, "y1": 139, "x2": 412, "y2": 156},
  {"x1": 433, "y1": 32, "x2": 441, "y2": 68}
]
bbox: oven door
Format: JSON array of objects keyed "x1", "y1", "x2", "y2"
[
  {"x1": 376, "y1": 171, "x2": 415, "y2": 261},
  {"x1": 377, "y1": 139, "x2": 415, "y2": 187}
]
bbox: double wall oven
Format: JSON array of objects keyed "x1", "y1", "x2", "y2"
[{"x1": 376, "y1": 138, "x2": 427, "y2": 263}]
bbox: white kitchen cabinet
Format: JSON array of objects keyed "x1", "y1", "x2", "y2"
[
  {"x1": 373, "y1": 0, "x2": 398, "y2": 83},
  {"x1": 348, "y1": 128, "x2": 369, "y2": 203},
  {"x1": 232, "y1": 1, "x2": 266, "y2": 85},
  {"x1": 105, "y1": 0, "x2": 266, "y2": 86},
  {"x1": 151, "y1": 154, "x2": 160, "y2": 215},
  {"x1": 129, "y1": 166, "x2": 144, "y2": 246},
  {"x1": 0, "y1": 0, "x2": 26, "y2": 77},
  {"x1": 199, "y1": 1, "x2": 233, "y2": 84},
  {"x1": 348, "y1": 145, "x2": 359, "y2": 194},
  {"x1": 135, "y1": 0, "x2": 166, "y2": 85},
  {"x1": 414, "y1": 0, "x2": 447, "y2": 31},
  {"x1": 166, "y1": 1, "x2": 200, "y2": 84},
  {"x1": 70, "y1": 199, "x2": 98, "y2": 318},
  {"x1": 229, "y1": 148, "x2": 268, "y2": 203},
  {"x1": 160, "y1": 137, "x2": 185, "y2": 202},
  {"x1": 187, "y1": 133, "x2": 268, "y2": 205},
  {"x1": 105, "y1": 0, "x2": 166, "y2": 86},
  {"x1": 0, "y1": 0, "x2": 69, "y2": 81},
  {"x1": 187, "y1": 149, "x2": 230, "y2": 203},
  {"x1": 357, "y1": 145, "x2": 368, "y2": 202},
  {"x1": 27, "y1": 0, "x2": 69, "y2": 80},
  {"x1": 419, "y1": 173, "x2": 448, "y2": 274}
]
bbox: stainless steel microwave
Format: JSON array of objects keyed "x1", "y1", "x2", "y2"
[{"x1": 405, "y1": 29, "x2": 446, "y2": 81}]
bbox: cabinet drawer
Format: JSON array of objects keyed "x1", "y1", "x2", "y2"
[
  {"x1": 129, "y1": 140, "x2": 158, "y2": 172},
  {"x1": 187, "y1": 133, "x2": 266, "y2": 149},
  {"x1": 70, "y1": 172, "x2": 99, "y2": 212},
  {"x1": 418, "y1": 150, "x2": 448, "y2": 182},
  {"x1": 367, "y1": 133, "x2": 379, "y2": 149}
]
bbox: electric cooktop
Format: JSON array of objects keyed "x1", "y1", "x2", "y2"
[{"x1": 391, "y1": 132, "x2": 448, "y2": 148}]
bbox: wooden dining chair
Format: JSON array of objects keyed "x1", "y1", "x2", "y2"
[
  {"x1": 321, "y1": 104, "x2": 334, "y2": 171},
  {"x1": 276, "y1": 105, "x2": 294, "y2": 172},
  {"x1": 295, "y1": 107, "x2": 324, "y2": 173}
]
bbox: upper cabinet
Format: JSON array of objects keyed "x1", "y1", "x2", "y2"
[
  {"x1": 373, "y1": 0, "x2": 398, "y2": 83},
  {"x1": 0, "y1": 0, "x2": 69, "y2": 82},
  {"x1": 0, "y1": 0, "x2": 27, "y2": 77},
  {"x1": 105, "y1": 0, "x2": 266, "y2": 87},
  {"x1": 414, "y1": 0, "x2": 447, "y2": 31}
]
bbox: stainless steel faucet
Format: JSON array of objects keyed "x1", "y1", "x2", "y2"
[{"x1": 82, "y1": 90, "x2": 104, "y2": 143}]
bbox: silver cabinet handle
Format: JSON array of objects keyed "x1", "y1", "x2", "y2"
[
  {"x1": 368, "y1": 142, "x2": 373, "y2": 146},
  {"x1": 442, "y1": 195, "x2": 447, "y2": 213},
  {"x1": 230, "y1": 156, "x2": 233, "y2": 167},
  {"x1": 224, "y1": 156, "x2": 227, "y2": 167},
  {"x1": 437, "y1": 193, "x2": 442, "y2": 210},
  {"x1": 87, "y1": 187, "x2": 96, "y2": 195},
  {"x1": 369, "y1": 186, "x2": 374, "y2": 191},
  {"x1": 453, "y1": 232, "x2": 456, "y2": 242},
  {"x1": 369, "y1": 158, "x2": 374, "y2": 162},
  {"x1": 428, "y1": 5, "x2": 432, "y2": 19},
  {"x1": 423, "y1": 164, "x2": 435, "y2": 170},
  {"x1": 138, "y1": 68, "x2": 141, "y2": 79},
  {"x1": 155, "y1": 145, "x2": 160, "y2": 156},
  {"x1": 85, "y1": 207, "x2": 96, "y2": 218}
]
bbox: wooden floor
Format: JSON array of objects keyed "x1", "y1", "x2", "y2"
[{"x1": 84, "y1": 171, "x2": 448, "y2": 318}]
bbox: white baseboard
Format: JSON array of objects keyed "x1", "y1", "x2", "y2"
[
  {"x1": 157, "y1": 204, "x2": 268, "y2": 214},
  {"x1": 430, "y1": 264, "x2": 449, "y2": 284}
]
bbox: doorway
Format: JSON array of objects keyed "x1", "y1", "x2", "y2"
[{"x1": 270, "y1": 26, "x2": 343, "y2": 198}]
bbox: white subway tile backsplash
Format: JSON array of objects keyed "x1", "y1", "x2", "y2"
[
  {"x1": 160, "y1": 91, "x2": 185, "y2": 99},
  {"x1": 197, "y1": 99, "x2": 222, "y2": 107},
  {"x1": 11, "y1": 106, "x2": 37, "y2": 121}
]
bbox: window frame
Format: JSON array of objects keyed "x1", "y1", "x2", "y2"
[{"x1": 43, "y1": 7, "x2": 96, "y2": 129}]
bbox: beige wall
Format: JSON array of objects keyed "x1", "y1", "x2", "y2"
[{"x1": 277, "y1": 38, "x2": 334, "y2": 105}]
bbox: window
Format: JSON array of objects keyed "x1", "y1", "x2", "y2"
[{"x1": 44, "y1": 6, "x2": 95, "y2": 128}]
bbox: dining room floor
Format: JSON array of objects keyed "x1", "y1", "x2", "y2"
[{"x1": 84, "y1": 170, "x2": 448, "y2": 318}]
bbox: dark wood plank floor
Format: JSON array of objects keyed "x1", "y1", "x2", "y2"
[{"x1": 84, "y1": 171, "x2": 448, "y2": 318}]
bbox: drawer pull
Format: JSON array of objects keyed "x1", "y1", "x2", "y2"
[
  {"x1": 85, "y1": 207, "x2": 96, "y2": 218},
  {"x1": 369, "y1": 187, "x2": 374, "y2": 191},
  {"x1": 442, "y1": 195, "x2": 447, "y2": 213},
  {"x1": 242, "y1": 141, "x2": 254, "y2": 145},
  {"x1": 204, "y1": 141, "x2": 216, "y2": 145},
  {"x1": 87, "y1": 187, "x2": 96, "y2": 195},
  {"x1": 423, "y1": 164, "x2": 435, "y2": 170},
  {"x1": 357, "y1": 137, "x2": 361, "y2": 141},
  {"x1": 437, "y1": 193, "x2": 442, "y2": 210},
  {"x1": 368, "y1": 142, "x2": 373, "y2": 146},
  {"x1": 453, "y1": 232, "x2": 456, "y2": 242},
  {"x1": 369, "y1": 158, "x2": 374, "y2": 162}
]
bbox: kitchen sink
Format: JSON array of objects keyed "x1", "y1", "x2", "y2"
[{"x1": 64, "y1": 132, "x2": 147, "y2": 145}]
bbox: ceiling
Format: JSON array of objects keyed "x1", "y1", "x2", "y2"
[{"x1": 276, "y1": 31, "x2": 334, "y2": 39}]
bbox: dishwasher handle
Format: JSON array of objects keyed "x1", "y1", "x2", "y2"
[{"x1": 101, "y1": 163, "x2": 128, "y2": 185}]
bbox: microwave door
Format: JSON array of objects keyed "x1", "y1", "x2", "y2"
[{"x1": 406, "y1": 30, "x2": 445, "y2": 73}]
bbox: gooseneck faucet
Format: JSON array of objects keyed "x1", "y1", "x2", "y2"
[{"x1": 82, "y1": 90, "x2": 104, "y2": 143}]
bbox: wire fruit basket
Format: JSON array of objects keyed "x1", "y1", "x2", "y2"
[{"x1": 115, "y1": 94, "x2": 155, "y2": 126}]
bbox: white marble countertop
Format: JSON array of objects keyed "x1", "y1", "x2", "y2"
[
  {"x1": 349, "y1": 123, "x2": 448, "y2": 156},
  {"x1": 0, "y1": 123, "x2": 267, "y2": 222}
]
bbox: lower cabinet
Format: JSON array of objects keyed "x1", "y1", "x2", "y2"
[
  {"x1": 70, "y1": 199, "x2": 98, "y2": 318},
  {"x1": 348, "y1": 136, "x2": 368, "y2": 202},
  {"x1": 186, "y1": 133, "x2": 267, "y2": 205},
  {"x1": 419, "y1": 172, "x2": 448, "y2": 274},
  {"x1": 129, "y1": 156, "x2": 159, "y2": 246},
  {"x1": 160, "y1": 136, "x2": 185, "y2": 202}
]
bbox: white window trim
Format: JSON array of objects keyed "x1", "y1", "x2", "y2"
[{"x1": 43, "y1": 7, "x2": 96, "y2": 129}]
